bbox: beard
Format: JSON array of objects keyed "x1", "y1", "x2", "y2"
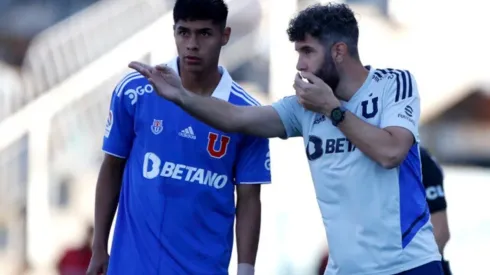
[{"x1": 314, "y1": 55, "x2": 340, "y2": 92}]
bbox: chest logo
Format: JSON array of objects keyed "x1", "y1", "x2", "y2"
[
  {"x1": 151, "y1": 119, "x2": 164, "y2": 135},
  {"x1": 361, "y1": 97, "x2": 379, "y2": 119},
  {"x1": 207, "y1": 132, "x2": 230, "y2": 159}
]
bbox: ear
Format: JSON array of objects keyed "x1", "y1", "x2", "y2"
[
  {"x1": 331, "y1": 42, "x2": 348, "y2": 64},
  {"x1": 221, "y1": 27, "x2": 231, "y2": 46}
]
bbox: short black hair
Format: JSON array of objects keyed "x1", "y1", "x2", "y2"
[
  {"x1": 173, "y1": 0, "x2": 228, "y2": 27},
  {"x1": 287, "y1": 3, "x2": 359, "y2": 58}
]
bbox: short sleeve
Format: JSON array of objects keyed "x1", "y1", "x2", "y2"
[
  {"x1": 234, "y1": 135, "x2": 271, "y2": 185},
  {"x1": 380, "y1": 70, "x2": 421, "y2": 142},
  {"x1": 102, "y1": 72, "x2": 142, "y2": 158},
  {"x1": 271, "y1": 95, "x2": 304, "y2": 139},
  {"x1": 421, "y1": 148, "x2": 447, "y2": 213}
]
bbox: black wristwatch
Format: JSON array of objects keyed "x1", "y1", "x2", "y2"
[{"x1": 330, "y1": 106, "x2": 346, "y2": 126}]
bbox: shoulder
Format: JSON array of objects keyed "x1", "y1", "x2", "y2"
[
  {"x1": 228, "y1": 81, "x2": 262, "y2": 107},
  {"x1": 372, "y1": 68, "x2": 415, "y2": 83},
  {"x1": 113, "y1": 71, "x2": 153, "y2": 105},
  {"x1": 372, "y1": 68, "x2": 418, "y2": 101}
]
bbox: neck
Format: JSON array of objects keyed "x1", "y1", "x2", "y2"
[
  {"x1": 180, "y1": 63, "x2": 222, "y2": 97},
  {"x1": 334, "y1": 60, "x2": 369, "y2": 102}
]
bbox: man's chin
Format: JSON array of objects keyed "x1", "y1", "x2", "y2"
[{"x1": 182, "y1": 64, "x2": 204, "y2": 74}]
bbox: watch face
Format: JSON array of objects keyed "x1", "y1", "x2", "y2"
[{"x1": 332, "y1": 110, "x2": 342, "y2": 120}]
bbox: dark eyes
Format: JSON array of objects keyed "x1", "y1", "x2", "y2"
[{"x1": 178, "y1": 30, "x2": 211, "y2": 37}]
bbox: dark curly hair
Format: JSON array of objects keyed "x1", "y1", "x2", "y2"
[
  {"x1": 173, "y1": 0, "x2": 228, "y2": 28},
  {"x1": 287, "y1": 3, "x2": 359, "y2": 58}
]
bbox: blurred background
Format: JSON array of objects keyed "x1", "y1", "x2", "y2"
[{"x1": 0, "y1": 0, "x2": 489, "y2": 274}]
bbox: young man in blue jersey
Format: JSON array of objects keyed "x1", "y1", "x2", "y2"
[
  {"x1": 129, "y1": 3, "x2": 444, "y2": 275},
  {"x1": 86, "y1": 0, "x2": 271, "y2": 274}
]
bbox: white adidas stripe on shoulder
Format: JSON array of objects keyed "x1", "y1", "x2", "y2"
[
  {"x1": 232, "y1": 82, "x2": 261, "y2": 106},
  {"x1": 231, "y1": 82, "x2": 261, "y2": 106},
  {"x1": 114, "y1": 72, "x2": 138, "y2": 92},
  {"x1": 115, "y1": 72, "x2": 145, "y2": 97}
]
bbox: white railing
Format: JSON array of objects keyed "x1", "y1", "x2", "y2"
[{"x1": 4, "y1": 0, "x2": 169, "y2": 121}]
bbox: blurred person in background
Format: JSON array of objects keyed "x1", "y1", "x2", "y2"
[
  {"x1": 57, "y1": 225, "x2": 93, "y2": 275},
  {"x1": 317, "y1": 148, "x2": 452, "y2": 275},
  {"x1": 129, "y1": 2, "x2": 444, "y2": 275},
  {"x1": 86, "y1": 0, "x2": 270, "y2": 274},
  {"x1": 420, "y1": 147, "x2": 452, "y2": 275},
  {"x1": 317, "y1": 247, "x2": 329, "y2": 275}
]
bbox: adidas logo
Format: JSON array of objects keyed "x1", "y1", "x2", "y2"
[{"x1": 179, "y1": 126, "x2": 196, "y2": 139}]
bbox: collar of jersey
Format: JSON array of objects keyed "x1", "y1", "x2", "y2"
[
  {"x1": 166, "y1": 57, "x2": 232, "y2": 101},
  {"x1": 341, "y1": 65, "x2": 376, "y2": 106}
]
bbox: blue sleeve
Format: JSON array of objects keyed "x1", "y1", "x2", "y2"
[
  {"x1": 102, "y1": 72, "x2": 141, "y2": 158},
  {"x1": 271, "y1": 95, "x2": 304, "y2": 139},
  {"x1": 235, "y1": 135, "x2": 271, "y2": 185}
]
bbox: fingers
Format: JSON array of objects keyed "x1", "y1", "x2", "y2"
[
  {"x1": 148, "y1": 78, "x2": 155, "y2": 86},
  {"x1": 299, "y1": 71, "x2": 320, "y2": 84},
  {"x1": 155, "y1": 64, "x2": 176, "y2": 75},
  {"x1": 295, "y1": 73, "x2": 313, "y2": 90},
  {"x1": 293, "y1": 82, "x2": 310, "y2": 108},
  {"x1": 128, "y1": 61, "x2": 153, "y2": 77}
]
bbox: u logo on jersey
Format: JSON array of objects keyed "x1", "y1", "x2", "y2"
[
  {"x1": 361, "y1": 97, "x2": 379, "y2": 119},
  {"x1": 151, "y1": 119, "x2": 163, "y2": 135},
  {"x1": 207, "y1": 132, "x2": 230, "y2": 159}
]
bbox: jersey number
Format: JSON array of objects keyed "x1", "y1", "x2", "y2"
[
  {"x1": 361, "y1": 97, "x2": 379, "y2": 119},
  {"x1": 207, "y1": 132, "x2": 231, "y2": 159}
]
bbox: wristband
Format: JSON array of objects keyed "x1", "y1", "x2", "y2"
[{"x1": 237, "y1": 263, "x2": 254, "y2": 275}]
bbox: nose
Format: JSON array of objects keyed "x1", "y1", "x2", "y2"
[
  {"x1": 186, "y1": 34, "x2": 199, "y2": 52},
  {"x1": 296, "y1": 57, "x2": 307, "y2": 72}
]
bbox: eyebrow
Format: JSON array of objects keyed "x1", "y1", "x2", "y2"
[
  {"x1": 176, "y1": 26, "x2": 213, "y2": 32},
  {"x1": 296, "y1": 45, "x2": 314, "y2": 52}
]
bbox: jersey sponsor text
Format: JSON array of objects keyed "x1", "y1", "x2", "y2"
[{"x1": 142, "y1": 152, "x2": 228, "y2": 189}]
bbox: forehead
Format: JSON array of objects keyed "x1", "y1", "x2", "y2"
[
  {"x1": 175, "y1": 20, "x2": 219, "y2": 30},
  {"x1": 294, "y1": 33, "x2": 323, "y2": 50}
]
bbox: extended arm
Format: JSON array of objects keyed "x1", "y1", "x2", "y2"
[
  {"x1": 179, "y1": 92, "x2": 285, "y2": 138},
  {"x1": 127, "y1": 61, "x2": 302, "y2": 139}
]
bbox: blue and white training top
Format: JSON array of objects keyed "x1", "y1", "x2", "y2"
[
  {"x1": 272, "y1": 67, "x2": 440, "y2": 275},
  {"x1": 103, "y1": 57, "x2": 271, "y2": 275}
]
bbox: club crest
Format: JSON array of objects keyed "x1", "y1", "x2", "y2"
[{"x1": 151, "y1": 119, "x2": 164, "y2": 135}]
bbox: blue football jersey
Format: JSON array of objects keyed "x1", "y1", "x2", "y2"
[{"x1": 103, "y1": 58, "x2": 271, "y2": 275}]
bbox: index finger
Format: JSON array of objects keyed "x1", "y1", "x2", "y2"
[{"x1": 128, "y1": 61, "x2": 153, "y2": 77}]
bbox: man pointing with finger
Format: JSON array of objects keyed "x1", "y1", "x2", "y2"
[{"x1": 129, "y1": 3, "x2": 442, "y2": 275}]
